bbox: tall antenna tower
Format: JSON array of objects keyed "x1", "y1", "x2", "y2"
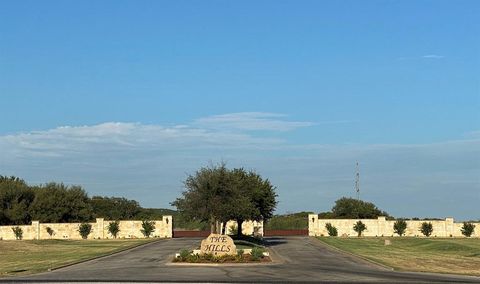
[{"x1": 355, "y1": 162, "x2": 360, "y2": 200}]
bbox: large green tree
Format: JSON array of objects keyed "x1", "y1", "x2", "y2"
[
  {"x1": 30, "y1": 183, "x2": 93, "y2": 223},
  {"x1": 171, "y1": 164, "x2": 277, "y2": 235},
  {"x1": 331, "y1": 197, "x2": 389, "y2": 219},
  {"x1": 227, "y1": 168, "x2": 277, "y2": 236},
  {"x1": 171, "y1": 163, "x2": 235, "y2": 233},
  {"x1": 223, "y1": 168, "x2": 260, "y2": 235},
  {"x1": 0, "y1": 176, "x2": 35, "y2": 225}
]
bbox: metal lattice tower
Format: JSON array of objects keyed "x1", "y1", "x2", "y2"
[{"x1": 355, "y1": 162, "x2": 360, "y2": 200}]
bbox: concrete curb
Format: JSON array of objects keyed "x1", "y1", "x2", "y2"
[
  {"x1": 166, "y1": 258, "x2": 278, "y2": 267},
  {"x1": 311, "y1": 237, "x2": 394, "y2": 271},
  {"x1": 47, "y1": 238, "x2": 164, "y2": 272}
]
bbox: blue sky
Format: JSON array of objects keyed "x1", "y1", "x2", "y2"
[{"x1": 1, "y1": 1, "x2": 479, "y2": 220}]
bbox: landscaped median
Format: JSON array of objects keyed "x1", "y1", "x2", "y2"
[
  {"x1": 317, "y1": 237, "x2": 480, "y2": 276},
  {"x1": 0, "y1": 238, "x2": 155, "y2": 277},
  {"x1": 173, "y1": 234, "x2": 271, "y2": 264}
]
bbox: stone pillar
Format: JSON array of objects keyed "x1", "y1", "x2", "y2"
[
  {"x1": 445, "y1": 217, "x2": 454, "y2": 237},
  {"x1": 31, "y1": 221, "x2": 40, "y2": 240},
  {"x1": 163, "y1": 215, "x2": 173, "y2": 238},
  {"x1": 377, "y1": 216, "x2": 386, "y2": 237},
  {"x1": 308, "y1": 214, "x2": 318, "y2": 236},
  {"x1": 96, "y1": 218, "x2": 104, "y2": 239}
]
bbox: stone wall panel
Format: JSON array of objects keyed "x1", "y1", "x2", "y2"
[
  {"x1": 0, "y1": 215, "x2": 173, "y2": 240},
  {"x1": 308, "y1": 214, "x2": 480, "y2": 238}
]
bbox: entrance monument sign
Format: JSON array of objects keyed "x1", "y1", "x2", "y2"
[{"x1": 200, "y1": 234, "x2": 236, "y2": 256}]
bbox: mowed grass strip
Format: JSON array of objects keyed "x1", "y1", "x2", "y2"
[
  {"x1": 318, "y1": 237, "x2": 480, "y2": 276},
  {"x1": 0, "y1": 239, "x2": 153, "y2": 277}
]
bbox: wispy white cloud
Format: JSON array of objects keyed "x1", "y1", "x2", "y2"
[
  {"x1": 0, "y1": 121, "x2": 283, "y2": 159},
  {"x1": 397, "y1": 54, "x2": 446, "y2": 61},
  {"x1": 422, "y1": 54, "x2": 445, "y2": 59},
  {"x1": 194, "y1": 112, "x2": 315, "y2": 131},
  {"x1": 0, "y1": 112, "x2": 318, "y2": 162}
]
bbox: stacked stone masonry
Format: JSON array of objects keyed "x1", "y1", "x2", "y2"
[
  {"x1": 308, "y1": 214, "x2": 480, "y2": 237},
  {"x1": 0, "y1": 216, "x2": 173, "y2": 240},
  {"x1": 224, "y1": 220, "x2": 264, "y2": 236}
]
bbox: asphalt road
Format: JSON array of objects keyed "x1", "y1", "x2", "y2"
[{"x1": 8, "y1": 236, "x2": 480, "y2": 283}]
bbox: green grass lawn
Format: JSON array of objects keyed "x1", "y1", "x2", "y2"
[
  {"x1": 0, "y1": 238, "x2": 154, "y2": 277},
  {"x1": 318, "y1": 237, "x2": 480, "y2": 276}
]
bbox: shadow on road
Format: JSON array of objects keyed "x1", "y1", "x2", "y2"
[{"x1": 264, "y1": 236, "x2": 288, "y2": 246}]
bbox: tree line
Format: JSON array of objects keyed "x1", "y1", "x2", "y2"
[
  {"x1": 0, "y1": 175, "x2": 161, "y2": 225},
  {"x1": 0, "y1": 172, "x2": 380, "y2": 228}
]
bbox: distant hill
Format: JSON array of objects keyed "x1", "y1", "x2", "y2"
[{"x1": 265, "y1": 211, "x2": 313, "y2": 230}]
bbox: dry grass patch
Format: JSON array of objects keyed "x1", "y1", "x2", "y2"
[
  {"x1": 318, "y1": 237, "x2": 480, "y2": 276},
  {"x1": 0, "y1": 239, "x2": 153, "y2": 277}
]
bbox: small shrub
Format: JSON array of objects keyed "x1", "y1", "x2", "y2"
[
  {"x1": 141, "y1": 220, "x2": 156, "y2": 238},
  {"x1": 78, "y1": 223, "x2": 92, "y2": 239},
  {"x1": 237, "y1": 249, "x2": 244, "y2": 257},
  {"x1": 393, "y1": 220, "x2": 407, "y2": 236},
  {"x1": 12, "y1": 226, "x2": 23, "y2": 240},
  {"x1": 108, "y1": 221, "x2": 120, "y2": 238},
  {"x1": 203, "y1": 253, "x2": 215, "y2": 261},
  {"x1": 461, "y1": 222, "x2": 475, "y2": 237},
  {"x1": 250, "y1": 247, "x2": 265, "y2": 261},
  {"x1": 325, "y1": 223, "x2": 338, "y2": 236},
  {"x1": 179, "y1": 249, "x2": 191, "y2": 260},
  {"x1": 186, "y1": 253, "x2": 200, "y2": 262},
  {"x1": 420, "y1": 222, "x2": 433, "y2": 237},
  {"x1": 353, "y1": 221, "x2": 367, "y2": 237},
  {"x1": 46, "y1": 227, "x2": 54, "y2": 237}
]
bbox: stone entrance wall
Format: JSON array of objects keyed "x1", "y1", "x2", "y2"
[
  {"x1": 0, "y1": 215, "x2": 172, "y2": 240},
  {"x1": 308, "y1": 214, "x2": 480, "y2": 238}
]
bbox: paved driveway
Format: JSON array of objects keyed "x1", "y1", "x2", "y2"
[{"x1": 10, "y1": 236, "x2": 480, "y2": 283}]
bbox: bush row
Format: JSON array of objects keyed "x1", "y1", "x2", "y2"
[
  {"x1": 8, "y1": 220, "x2": 157, "y2": 240},
  {"x1": 324, "y1": 221, "x2": 476, "y2": 237},
  {"x1": 175, "y1": 247, "x2": 267, "y2": 263}
]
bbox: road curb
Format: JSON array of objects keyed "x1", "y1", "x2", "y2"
[
  {"x1": 47, "y1": 238, "x2": 164, "y2": 272},
  {"x1": 311, "y1": 237, "x2": 394, "y2": 271},
  {"x1": 166, "y1": 258, "x2": 279, "y2": 267}
]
